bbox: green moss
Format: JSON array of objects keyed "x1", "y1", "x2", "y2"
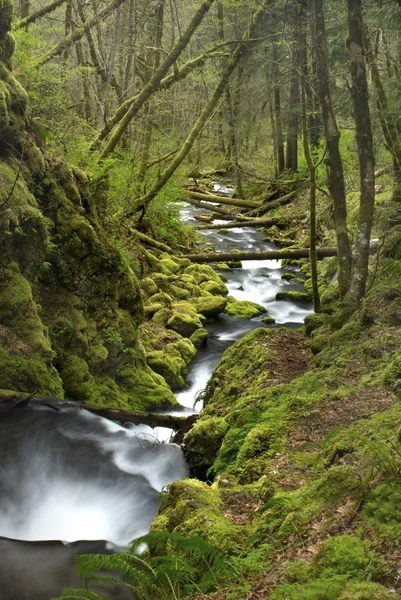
[
  {"x1": 184, "y1": 417, "x2": 230, "y2": 478},
  {"x1": 151, "y1": 479, "x2": 254, "y2": 555},
  {"x1": 152, "y1": 307, "x2": 172, "y2": 325},
  {"x1": 199, "y1": 279, "x2": 228, "y2": 295},
  {"x1": 173, "y1": 338, "x2": 197, "y2": 364},
  {"x1": 190, "y1": 328, "x2": 208, "y2": 348},
  {"x1": 170, "y1": 284, "x2": 191, "y2": 299},
  {"x1": 140, "y1": 277, "x2": 158, "y2": 297},
  {"x1": 261, "y1": 316, "x2": 276, "y2": 324},
  {"x1": 276, "y1": 291, "x2": 311, "y2": 303},
  {"x1": 195, "y1": 295, "x2": 227, "y2": 318},
  {"x1": 159, "y1": 258, "x2": 180, "y2": 274},
  {"x1": 224, "y1": 296, "x2": 266, "y2": 319},
  {"x1": 338, "y1": 581, "x2": 396, "y2": 599},
  {"x1": 147, "y1": 348, "x2": 187, "y2": 390},
  {"x1": 166, "y1": 308, "x2": 203, "y2": 337},
  {"x1": 217, "y1": 262, "x2": 231, "y2": 271}
]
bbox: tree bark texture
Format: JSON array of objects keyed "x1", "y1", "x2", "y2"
[
  {"x1": 312, "y1": 0, "x2": 352, "y2": 298},
  {"x1": 346, "y1": 0, "x2": 375, "y2": 305}
]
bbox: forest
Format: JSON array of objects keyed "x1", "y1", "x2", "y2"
[{"x1": 1, "y1": 0, "x2": 401, "y2": 597}]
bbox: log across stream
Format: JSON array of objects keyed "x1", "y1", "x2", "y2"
[{"x1": 0, "y1": 183, "x2": 314, "y2": 599}]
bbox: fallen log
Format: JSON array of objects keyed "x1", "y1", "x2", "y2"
[
  {"x1": 183, "y1": 247, "x2": 339, "y2": 262},
  {"x1": 192, "y1": 216, "x2": 293, "y2": 230},
  {"x1": 0, "y1": 392, "x2": 197, "y2": 433},
  {"x1": 186, "y1": 197, "x2": 238, "y2": 217},
  {"x1": 189, "y1": 191, "x2": 260, "y2": 208},
  {"x1": 129, "y1": 228, "x2": 173, "y2": 253},
  {"x1": 247, "y1": 190, "x2": 298, "y2": 217},
  {"x1": 183, "y1": 240, "x2": 381, "y2": 263}
]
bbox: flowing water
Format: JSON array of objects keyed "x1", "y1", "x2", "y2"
[{"x1": 0, "y1": 184, "x2": 313, "y2": 598}]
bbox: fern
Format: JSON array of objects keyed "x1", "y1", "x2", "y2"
[{"x1": 53, "y1": 532, "x2": 241, "y2": 600}]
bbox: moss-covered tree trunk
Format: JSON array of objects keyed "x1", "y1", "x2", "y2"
[
  {"x1": 272, "y1": 35, "x2": 285, "y2": 176},
  {"x1": 137, "y1": 0, "x2": 165, "y2": 182},
  {"x1": 285, "y1": 28, "x2": 300, "y2": 173},
  {"x1": 300, "y1": 17, "x2": 321, "y2": 312},
  {"x1": 346, "y1": 0, "x2": 375, "y2": 305},
  {"x1": 365, "y1": 22, "x2": 401, "y2": 203},
  {"x1": 312, "y1": 0, "x2": 352, "y2": 298}
]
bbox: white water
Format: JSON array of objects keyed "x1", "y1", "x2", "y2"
[{"x1": 0, "y1": 403, "x2": 188, "y2": 547}]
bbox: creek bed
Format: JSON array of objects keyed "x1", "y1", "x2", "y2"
[{"x1": 0, "y1": 187, "x2": 313, "y2": 598}]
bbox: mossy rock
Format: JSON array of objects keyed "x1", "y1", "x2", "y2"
[
  {"x1": 150, "y1": 479, "x2": 252, "y2": 554},
  {"x1": 224, "y1": 296, "x2": 266, "y2": 319},
  {"x1": 159, "y1": 258, "x2": 181, "y2": 274},
  {"x1": 276, "y1": 291, "x2": 311, "y2": 303},
  {"x1": 140, "y1": 277, "x2": 158, "y2": 297},
  {"x1": 147, "y1": 349, "x2": 187, "y2": 390},
  {"x1": 152, "y1": 307, "x2": 172, "y2": 325},
  {"x1": 172, "y1": 256, "x2": 191, "y2": 268},
  {"x1": 281, "y1": 272, "x2": 298, "y2": 281},
  {"x1": 151, "y1": 291, "x2": 173, "y2": 307},
  {"x1": 166, "y1": 311, "x2": 203, "y2": 338},
  {"x1": 217, "y1": 262, "x2": 231, "y2": 271},
  {"x1": 195, "y1": 295, "x2": 227, "y2": 318},
  {"x1": 217, "y1": 228, "x2": 229, "y2": 234},
  {"x1": 144, "y1": 302, "x2": 164, "y2": 316},
  {"x1": 173, "y1": 338, "x2": 197, "y2": 364},
  {"x1": 190, "y1": 328, "x2": 208, "y2": 348},
  {"x1": 170, "y1": 284, "x2": 191, "y2": 300},
  {"x1": 199, "y1": 280, "x2": 228, "y2": 296},
  {"x1": 261, "y1": 315, "x2": 276, "y2": 324},
  {"x1": 184, "y1": 416, "x2": 230, "y2": 479},
  {"x1": 184, "y1": 264, "x2": 225, "y2": 286},
  {"x1": 304, "y1": 313, "x2": 327, "y2": 336}
]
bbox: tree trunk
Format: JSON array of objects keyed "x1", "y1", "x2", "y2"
[
  {"x1": 273, "y1": 37, "x2": 285, "y2": 175},
  {"x1": 365, "y1": 22, "x2": 401, "y2": 203},
  {"x1": 285, "y1": 29, "x2": 300, "y2": 172},
  {"x1": 183, "y1": 247, "x2": 340, "y2": 263},
  {"x1": 346, "y1": 0, "x2": 375, "y2": 305},
  {"x1": 137, "y1": 0, "x2": 165, "y2": 181},
  {"x1": 300, "y1": 28, "x2": 321, "y2": 312},
  {"x1": 312, "y1": 0, "x2": 352, "y2": 298},
  {"x1": 99, "y1": 0, "x2": 217, "y2": 159}
]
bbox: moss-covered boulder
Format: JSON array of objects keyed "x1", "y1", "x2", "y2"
[
  {"x1": 183, "y1": 416, "x2": 229, "y2": 479},
  {"x1": 199, "y1": 279, "x2": 228, "y2": 296},
  {"x1": 195, "y1": 295, "x2": 227, "y2": 318},
  {"x1": 224, "y1": 296, "x2": 266, "y2": 319},
  {"x1": 190, "y1": 328, "x2": 208, "y2": 348},
  {"x1": 184, "y1": 264, "x2": 226, "y2": 286},
  {"x1": 150, "y1": 479, "x2": 254, "y2": 555},
  {"x1": 166, "y1": 302, "x2": 204, "y2": 338},
  {"x1": 140, "y1": 277, "x2": 158, "y2": 297},
  {"x1": 147, "y1": 349, "x2": 187, "y2": 389},
  {"x1": 276, "y1": 291, "x2": 311, "y2": 303}
]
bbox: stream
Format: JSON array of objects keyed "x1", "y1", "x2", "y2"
[{"x1": 0, "y1": 184, "x2": 313, "y2": 599}]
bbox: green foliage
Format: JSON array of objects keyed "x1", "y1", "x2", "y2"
[{"x1": 53, "y1": 532, "x2": 245, "y2": 600}]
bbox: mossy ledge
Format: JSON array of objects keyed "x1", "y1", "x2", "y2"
[{"x1": 0, "y1": 7, "x2": 179, "y2": 411}]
